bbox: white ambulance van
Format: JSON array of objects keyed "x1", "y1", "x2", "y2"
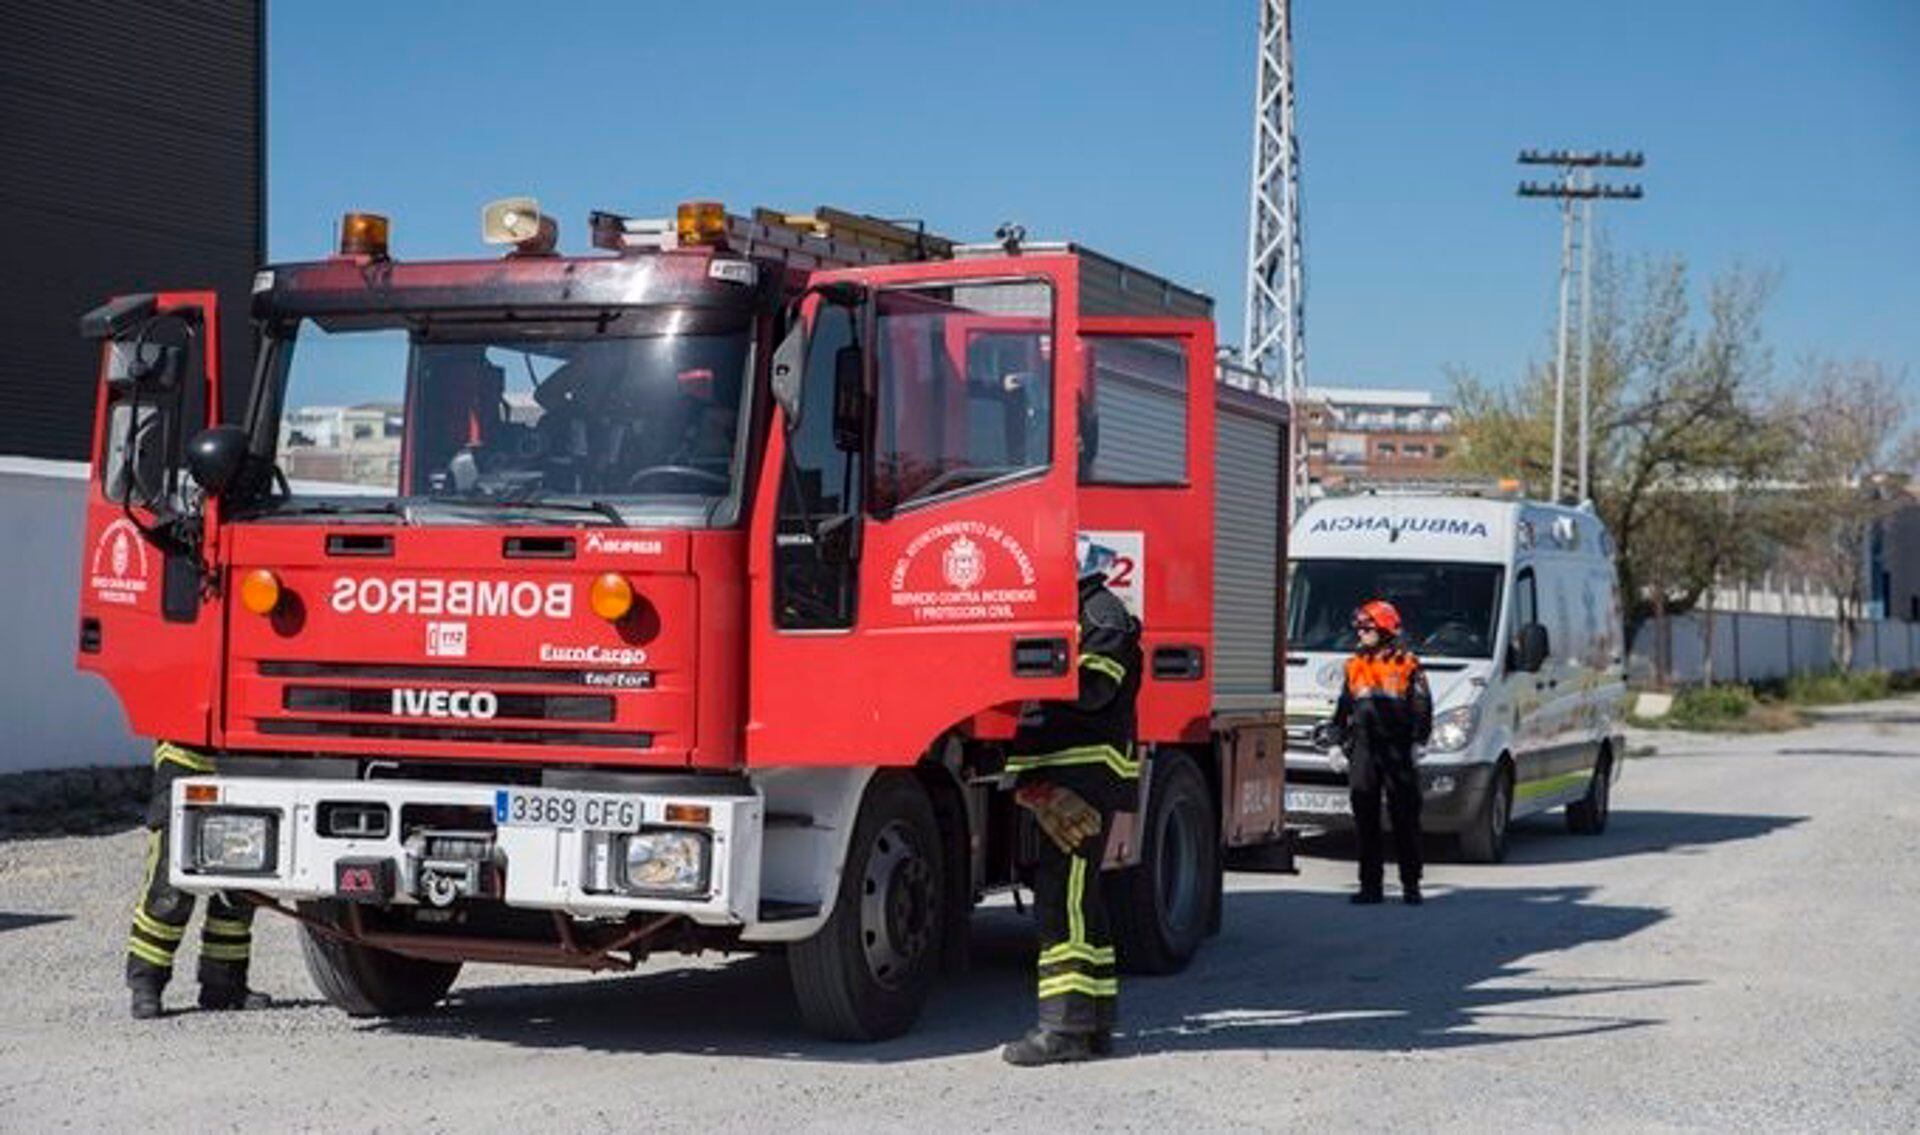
[{"x1": 1283, "y1": 495, "x2": 1629, "y2": 862}]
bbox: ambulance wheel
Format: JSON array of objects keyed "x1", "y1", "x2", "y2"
[
  {"x1": 789, "y1": 773, "x2": 943, "y2": 1042},
  {"x1": 1109, "y1": 752, "x2": 1217, "y2": 975},
  {"x1": 1458, "y1": 762, "x2": 1512, "y2": 864},
  {"x1": 296, "y1": 901, "x2": 460, "y2": 1017},
  {"x1": 1566, "y1": 747, "x2": 1613, "y2": 835}
]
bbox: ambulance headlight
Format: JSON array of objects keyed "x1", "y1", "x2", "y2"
[
  {"x1": 619, "y1": 829, "x2": 709, "y2": 895},
  {"x1": 1427, "y1": 705, "x2": 1479, "y2": 754},
  {"x1": 192, "y1": 811, "x2": 276, "y2": 873}
]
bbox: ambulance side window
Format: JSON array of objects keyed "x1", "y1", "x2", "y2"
[
  {"x1": 1511, "y1": 566, "x2": 1540, "y2": 665},
  {"x1": 774, "y1": 305, "x2": 859, "y2": 630}
]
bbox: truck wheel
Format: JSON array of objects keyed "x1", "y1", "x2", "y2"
[
  {"x1": 295, "y1": 901, "x2": 461, "y2": 1017},
  {"x1": 1566, "y1": 747, "x2": 1613, "y2": 835},
  {"x1": 1457, "y1": 762, "x2": 1512, "y2": 864},
  {"x1": 788, "y1": 773, "x2": 943, "y2": 1042},
  {"x1": 1108, "y1": 752, "x2": 1218, "y2": 975}
]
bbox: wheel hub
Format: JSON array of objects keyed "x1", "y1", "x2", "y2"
[{"x1": 858, "y1": 821, "x2": 934, "y2": 990}]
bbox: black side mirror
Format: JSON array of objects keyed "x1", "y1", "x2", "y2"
[
  {"x1": 771, "y1": 322, "x2": 806, "y2": 428},
  {"x1": 1512, "y1": 622, "x2": 1550, "y2": 673},
  {"x1": 832, "y1": 344, "x2": 865, "y2": 454},
  {"x1": 1077, "y1": 394, "x2": 1100, "y2": 480},
  {"x1": 815, "y1": 512, "x2": 859, "y2": 566},
  {"x1": 186, "y1": 425, "x2": 250, "y2": 498}
]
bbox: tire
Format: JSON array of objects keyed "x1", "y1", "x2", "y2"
[
  {"x1": 296, "y1": 901, "x2": 461, "y2": 1017},
  {"x1": 1566, "y1": 747, "x2": 1613, "y2": 835},
  {"x1": 1457, "y1": 762, "x2": 1512, "y2": 864},
  {"x1": 788, "y1": 773, "x2": 943, "y2": 1042},
  {"x1": 1108, "y1": 752, "x2": 1218, "y2": 976}
]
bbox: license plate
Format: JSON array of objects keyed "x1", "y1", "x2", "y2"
[
  {"x1": 1285, "y1": 789, "x2": 1350, "y2": 816},
  {"x1": 494, "y1": 788, "x2": 643, "y2": 832}
]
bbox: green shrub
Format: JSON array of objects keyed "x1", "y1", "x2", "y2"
[
  {"x1": 1784, "y1": 670, "x2": 1892, "y2": 706},
  {"x1": 1666, "y1": 683, "x2": 1758, "y2": 729}
]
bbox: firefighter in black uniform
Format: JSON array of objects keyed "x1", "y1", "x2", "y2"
[
  {"x1": 1322, "y1": 600, "x2": 1433, "y2": 905},
  {"x1": 1001, "y1": 550, "x2": 1142, "y2": 1066},
  {"x1": 125, "y1": 741, "x2": 272, "y2": 1018}
]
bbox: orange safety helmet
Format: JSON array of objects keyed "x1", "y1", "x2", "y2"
[{"x1": 1354, "y1": 599, "x2": 1403, "y2": 637}]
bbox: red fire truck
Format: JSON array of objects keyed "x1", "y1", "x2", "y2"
[{"x1": 75, "y1": 200, "x2": 1289, "y2": 1039}]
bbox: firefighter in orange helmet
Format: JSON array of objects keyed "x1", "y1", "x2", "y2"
[{"x1": 1325, "y1": 600, "x2": 1433, "y2": 904}]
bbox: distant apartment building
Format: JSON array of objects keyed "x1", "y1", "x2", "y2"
[
  {"x1": 281, "y1": 404, "x2": 403, "y2": 488},
  {"x1": 1299, "y1": 387, "x2": 1461, "y2": 492}
]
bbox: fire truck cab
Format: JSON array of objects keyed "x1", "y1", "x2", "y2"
[{"x1": 75, "y1": 201, "x2": 1290, "y2": 1040}]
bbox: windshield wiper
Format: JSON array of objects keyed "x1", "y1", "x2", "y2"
[
  {"x1": 433, "y1": 495, "x2": 628, "y2": 527},
  {"x1": 239, "y1": 499, "x2": 412, "y2": 522}
]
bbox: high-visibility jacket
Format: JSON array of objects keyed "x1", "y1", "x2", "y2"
[{"x1": 1330, "y1": 644, "x2": 1433, "y2": 765}]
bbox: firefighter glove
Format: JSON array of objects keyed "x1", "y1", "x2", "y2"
[{"x1": 1015, "y1": 783, "x2": 1103, "y2": 853}]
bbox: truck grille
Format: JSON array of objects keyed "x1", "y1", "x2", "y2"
[
  {"x1": 260, "y1": 661, "x2": 652, "y2": 689},
  {"x1": 259, "y1": 721, "x2": 652, "y2": 749},
  {"x1": 283, "y1": 686, "x2": 616, "y2": 723}
]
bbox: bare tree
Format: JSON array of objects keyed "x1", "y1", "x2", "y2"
[
  {"x1": 1779, "y1": 358, "x2": 1917, "y2": 669},
  {"x1": 1452, "y1": 253, "x2": 1785, "y2": 670}
]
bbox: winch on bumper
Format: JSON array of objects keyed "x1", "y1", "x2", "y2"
[{"x1": 167, "y1": 776, "x2": 762, "y2": 924}]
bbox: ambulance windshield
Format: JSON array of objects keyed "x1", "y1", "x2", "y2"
[
  {"x1": 259, "y1": 306, "x2": 753, "y2": 526},
  {"x1": 1288, "y1": 559, "x2": 1505, "y2": 659}
]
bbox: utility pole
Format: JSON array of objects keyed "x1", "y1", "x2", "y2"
[
  {"x1": 1243, "y1": 0, "x2": 1308, "y2": 517},
  {"x1": 1518, "y1": 149, "x2": 1644, "y2": 503}
]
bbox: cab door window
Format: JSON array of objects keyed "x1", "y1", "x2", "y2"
[
  {"x1": 870, "y1": 281, "x2": 1053, "y2": 516},
  {"x1": 774, "y1": 305, "x2": 860, "y2": 629}
]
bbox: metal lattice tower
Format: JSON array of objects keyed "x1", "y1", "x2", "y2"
[{"x1": 1241, "y1": 0, "x2": 1308, "y2": 509}]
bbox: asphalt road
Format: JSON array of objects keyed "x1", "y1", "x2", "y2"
[{"x1": 3, "y1": 701, "x2": 1917, "y2": 1133}]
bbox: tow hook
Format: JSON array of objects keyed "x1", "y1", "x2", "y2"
[{"x1": 404, "y1": 830, "x2": 500, "y2": 907}]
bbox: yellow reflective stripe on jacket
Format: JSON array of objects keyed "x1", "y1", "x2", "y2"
[
  {"x1": 131, "y1": 907, "x2": 184, "y2": 942},
  {"x1": 1037, "y1": 973, "x2": 1119, "y2": 999},
  {"x1": 1039, "y1": 941, "x2": 1114, "y2": 967},
  {"x1": 1079, "y1": 652, "x2": 1127, "y2": 685},
  {"x1": 154, "y1": 742, "x2": 214, "y2": 773},
  {"x1": 126, "y1": 936, "x2": 176, "y2": 968},
  {"x1": 203, "y1": 916, "x2": 252, "y2": 938},
  {"x1": 199, "y1": 941, "x2": 252, "y2": 962},
  {"x1": 1005, "y1": 744, "x2": 1140, "y2": 779}
]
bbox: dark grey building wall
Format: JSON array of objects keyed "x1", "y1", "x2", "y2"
[{"x1": 0, "y1": 1, "x2": 262, "y2": 460}]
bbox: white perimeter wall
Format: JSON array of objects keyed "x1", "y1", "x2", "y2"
[
  {"x1": 0, "y1": 461, "x2": 147, "y2": 773},
  {"x1": 1630, "y1": 609, "x2": 1920, "y2": 686}
]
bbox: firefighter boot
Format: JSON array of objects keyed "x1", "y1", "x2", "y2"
[
  {"x1": 128, "y1": 972, "x2": 165, "y2": 1020},
  {"x1": 1089, "y1": 999, "x2": 1116, "y2": 1056},
  {"x1": 1002, "y1": 1027, "x2": 1101, "y2": 1067},
  {"x1": 198, "y1": 958, "x2": 270, "y2": 1011}
]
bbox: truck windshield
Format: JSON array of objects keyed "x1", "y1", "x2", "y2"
[
  {"x1": 259, "y1": 308, "x2": 752, "y2": 526},
  {"x1": 1288, "y1": 559, "x2": 1505, "y2": 659}
]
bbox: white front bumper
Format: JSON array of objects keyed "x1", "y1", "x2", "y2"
[{"x1": 169, "y1": 776, "x2": 763, "y2": 925}]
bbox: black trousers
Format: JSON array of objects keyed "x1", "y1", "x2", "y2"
[
  {"x1": 1349, "y1": 752, "x2": 1423, "y2": 892},
  {"x1": 1032, "y1": 818, "x2": 1117, "y2": 1034},
  {"x1": 125, "y1": 749, "x2": 255, "y2": 989}
]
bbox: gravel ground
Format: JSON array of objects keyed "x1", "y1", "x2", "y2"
[{"x1": 2, "y1": 700, "x2": 1917, "y2": 1133}]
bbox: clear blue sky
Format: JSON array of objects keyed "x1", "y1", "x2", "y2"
[{"x1": 269, "y1": 1, "x2": 1919, "y2": 399}]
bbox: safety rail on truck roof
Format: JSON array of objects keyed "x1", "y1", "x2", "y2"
[{"x1": 586, "y1": 203, "x2": 1216, "y2": 322}]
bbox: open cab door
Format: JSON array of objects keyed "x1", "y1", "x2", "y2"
[
  {"x1": 747, "y1": 259, "x2": 1083, "y2": 764},
  {"x1": 75, "y1": 291, "x2": 228, "y2": 744}
]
